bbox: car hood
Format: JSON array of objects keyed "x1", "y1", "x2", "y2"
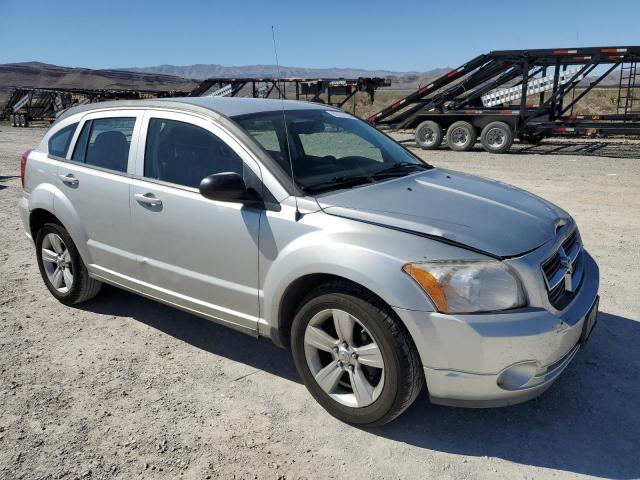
[{"x1": 316, "y1": 168, "x2": 570, "y2": 258}]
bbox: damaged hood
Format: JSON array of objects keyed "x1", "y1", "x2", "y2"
[{"x1": 316, "y1": 168, "x2": 570, "y2": 258}]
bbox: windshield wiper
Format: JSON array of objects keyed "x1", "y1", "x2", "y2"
[
  {"x1": 302, "y1": 174, "x2": 373, "y2": 194},
  {"x1": 371, "y1": 161, "x2": 431, "y2": 178},
  {"x1": 301, "y1": 163, "x2": 431, "y2": 194}
]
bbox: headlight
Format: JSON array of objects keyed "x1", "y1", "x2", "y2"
[{"x1": 402, "y1": 260, "x2": 526, "y2": 313}]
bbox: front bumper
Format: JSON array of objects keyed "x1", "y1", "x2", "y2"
[{"x1": 393, "y1": 251, "x2": 599, "y2": 407}]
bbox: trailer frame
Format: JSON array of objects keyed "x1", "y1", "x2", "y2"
[
  {"x1": 369, "y1": 46, "x2": 640, "y2": 152},
  {"x1": 188, "y1": 77, "x2": 390, "y2": 111}
]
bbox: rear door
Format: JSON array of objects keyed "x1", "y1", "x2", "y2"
[
  {"x1": 128, "y1": 110, "x2": 262, "y2": 333},
  {"x1": 57, "y1": 111, "x2": 142, "y2": 281}
]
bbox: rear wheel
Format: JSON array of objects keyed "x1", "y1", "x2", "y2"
[
  {"x1": 446, "y1": 121, "x2": 477, "y2": 151},
  {"x1": 480, "y1": 121, "x2": 513, "y2": 153},
  {"x1": 291, "y1": 281, "x2": 424, "y2": 426},
  {"x1": 35, "y1": 223, "x2": 102, "y2": 305},
  {"x1": 414, "y1": 121, "x2": 443, "y2": 150}
]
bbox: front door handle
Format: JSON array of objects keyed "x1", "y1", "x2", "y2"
[
  {"x1": 58, "y1": 174, "x2": 79, "y2": 186},
  {"x1": 134, "y1": 193, "x2": 163, "y2": 207}
]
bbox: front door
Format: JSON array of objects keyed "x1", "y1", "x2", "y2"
[{"x1": 129, "y1": 111, "x2": 262, "y2": 333}]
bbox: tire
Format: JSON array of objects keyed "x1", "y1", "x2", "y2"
[
  {"x1": 291, "y1": 281, "x2": 424, "y2": 426},
  {"x1": 480, "y1": 121, "x2": 513, "y2": 153},
  {"x1": 414, "y1": 120, "x2": 443, "y2": 150},
  {"x1": 35, "y1": 222, "x2": 102, "y2": 306},
  {"x1": 18, "y1": 114, "x2": 26, "y2": 128},
  {"x1": 446, "y1": 121, "x2": 477, "y2": 151},
  {"x1": 22, "y1": 114, "x2": 29, "y2": 128},
  {"x1": 9, "y1": 114, "x2": 16, "y2": 127}
]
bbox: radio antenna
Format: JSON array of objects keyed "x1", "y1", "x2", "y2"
[{"x1": 271, "y1": 26, "x2": 301, "y2": 221}]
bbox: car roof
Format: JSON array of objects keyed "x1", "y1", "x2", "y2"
[{"x1": 54, "y1": 96, "x2": 336, "y2": 123}]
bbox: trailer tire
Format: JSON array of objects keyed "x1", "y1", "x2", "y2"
[
  {"x1": 480, "y1": 122, "x2": 513, "y2": 153},
  {"x1": 446, "y1": 121, "x2": 476, "y2": 151},
  {"x1": 18, "y1": 114, "x2": 25, "y2": 128},
  {"x1": 414, "y1": 121, "x2": 443, "y2": 150},
  {"x1": 9, "y1": 114, "x2": 16, "y2": 127},
  {"x1": 21, "y1": 114, "x2": 29, "y2": 128}
]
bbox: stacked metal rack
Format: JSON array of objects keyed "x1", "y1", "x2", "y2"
[
  {"x1": 3, "y1": 86, "x2": 189, "y2": 127},
  {"x1": 189, "y1": 77, "x2": 390, "y2": 109},
  {"x1": 3, "y1": 77, "x2": 390, "y2": 127},
  {"x1": 368, "y1": 46, "x2": 640, "y2": 153}
]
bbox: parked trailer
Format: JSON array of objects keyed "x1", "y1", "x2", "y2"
[
  {"x1": 189, "y1": 77, "x2": 391, "y2": 111},
  {"x1": 3, "y1": 87, "x2": 189, "y2": 127},
  {"x1": 369, "y1": 46, "x2": 640, "y2": 153}
]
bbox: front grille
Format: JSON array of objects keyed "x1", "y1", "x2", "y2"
[{"x1": 541, "y1": 229, "x2": 583, "y2": 310}]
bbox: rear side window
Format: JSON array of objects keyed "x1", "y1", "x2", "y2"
[
  {"x1": 144, "y1": 118, "x2": 243, "y2": 188},
  {"x1": 72, "y1": 117, "x2": 135, "y2": 173},
  {"x1": 48, "y1": 123, "x2": 78, "y2": 158}
]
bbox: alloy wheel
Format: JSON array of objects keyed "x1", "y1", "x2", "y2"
[
  {"x1": 303, "y1": 309, "x2": 385, "y2": 408},
  {"x1": 41, "y1": 233, "x2": 73, "y2": 293}
]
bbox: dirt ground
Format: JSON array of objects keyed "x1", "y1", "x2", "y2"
[{"x1": 1, "y1": 124, "x2": 639, "y2": 480}]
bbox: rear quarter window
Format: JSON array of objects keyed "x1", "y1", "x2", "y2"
[{"x1": 48, "y1": 123, "x2": 78, "y2": 158}]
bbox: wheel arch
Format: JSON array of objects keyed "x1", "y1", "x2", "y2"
[
  {"x1": 273, "y1": 273, "x2": 396, "y2": 348},
  {"x1": 29, "y1": 208, "x2": 62, "y2": 239}
]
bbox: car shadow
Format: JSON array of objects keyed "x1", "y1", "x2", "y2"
[
  {"x1": 79, "y1": 289, "x2": 638, "y2": 478},
  {"x1": 0, "y1": 175, "x2": 19, "y2": 190},
  {"x1": 370, "y1": 311, "x2": 639, "y2": 478},
  {"x1": 399, "y1": 139, "x2": 640, "y2": 159},
  {"x1": 80, "y1": 285, "x2": 300, "y2": 383}
]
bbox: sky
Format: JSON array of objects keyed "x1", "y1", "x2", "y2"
[{"x1": 1, "y1": 0, "x2": 639, "y2": 72}]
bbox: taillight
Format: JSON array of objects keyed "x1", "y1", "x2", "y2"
[{"x1": 20, "y1": 149, "x2": 32, "y2": 189}]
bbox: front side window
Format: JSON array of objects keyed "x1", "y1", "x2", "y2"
[
  {"x1": 234, "y1": 110, "x2": 429, "y2": 194},
  {"x1": 72, "y1": 117, "x2": 135, "y2": 173},
  {"x1": 144, "y1": 118, "x2": 243, "y2": 189},
  {"x1": 48, "y1": 123, "x2": 78, "y2": 158}
]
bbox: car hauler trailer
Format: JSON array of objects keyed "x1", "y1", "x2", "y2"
[
  {"x1": 3, "y1": 86, "x2": 189, "y2": 127},
  {"x1": 189, "y1": 77, "x2": 391, "y2": 111},
  {"x1": 368, "y1": 46, "x2": 640, "y2": 153},
  {"x1": 3, "y1": 77, "x2": 390, "y2": 127}
]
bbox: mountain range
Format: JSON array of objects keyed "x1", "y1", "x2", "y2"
[
  {"x1": 0, "y1": 61, "x2": 450, "y2": 103},
  {"x1": 122, "y1": 63, "x2": 449, "y2": 83}
]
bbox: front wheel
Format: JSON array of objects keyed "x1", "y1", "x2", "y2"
[
  {"x1": 35, "y1": 223, "x2": 102, "y2": 305},
  {"x1": 291, "y1": 281, "x2": 424, "y2": 426}
]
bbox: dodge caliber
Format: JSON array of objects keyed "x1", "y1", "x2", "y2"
[{"x1": 18, "y1": 97, "x2": 599, "y2": 425}]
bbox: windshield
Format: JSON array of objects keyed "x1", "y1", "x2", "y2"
[{"x1": 233, "y1": 109, "x2": 431, "y2": 194}]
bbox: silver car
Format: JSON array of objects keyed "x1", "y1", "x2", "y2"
[{"x1": 18, "y1": 97, "x2": 599, "y2": 425}]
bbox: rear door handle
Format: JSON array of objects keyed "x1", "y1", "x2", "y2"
[
  {"x1": 134, "y1": 193, "x2": 163, "y2": 207},
  {"x1": 58, "y1": 174, "x2": 79, "y2": 186}
]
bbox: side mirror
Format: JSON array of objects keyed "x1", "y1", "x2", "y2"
[{"x1": 199, "y1": 172, "x2": 261, "y2": 206}]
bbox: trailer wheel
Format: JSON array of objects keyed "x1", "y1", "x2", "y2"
[
  {"x1": 10, "y1": 114, "x2": 16, "y2": 127},
  {"x1": 414, "y1": 121, "x2": 443, "y2": 150},
  {"x1": 480, "y1": 122, "x2": 513, "y2": 154},
  {"x1": 446, "y1": 121, "x2": 477, "y2": 151},
  {"x1": 18, "y1": 114, "x2": 25, "y2": 128}
]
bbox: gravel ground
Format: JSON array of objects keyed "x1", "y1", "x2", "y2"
[{"x1": 0, "y1": 124, "x2": 639, "y2": 480}]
